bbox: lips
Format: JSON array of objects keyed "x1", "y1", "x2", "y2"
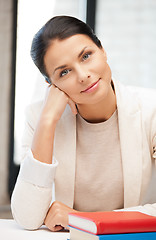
[{"x1": 81, "y1": 78, "x2": 101, "y2": 93}]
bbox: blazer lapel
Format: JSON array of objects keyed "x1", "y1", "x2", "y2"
[
  {"x1": 114, "y1": 80, "x2": 143, "y2": 208},
  {"x1": 53, "y1": 105, "x2": 76, "y2": 208}
]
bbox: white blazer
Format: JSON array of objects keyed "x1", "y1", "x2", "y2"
[
  {"x1": 52, "y1": 80, "x2": 156, "y2": 207},
  {"x1": 11, "y1": 80, "x2": 156, "y2": 229}
]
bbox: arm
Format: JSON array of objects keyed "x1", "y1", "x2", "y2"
[
  {"x1": 11, "y1": 85, "x2": 77, "y2": 230},
  {"x1": 115, "y1": 134, "x2": 156, "y2": 216},
  {"x1": 31, "y1": 84, "x2": 77, "y2": 164}
]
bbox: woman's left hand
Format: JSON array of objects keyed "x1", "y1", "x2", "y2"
[{"x1": 44, "y1": 201, "x2": 77, "y2": 231}]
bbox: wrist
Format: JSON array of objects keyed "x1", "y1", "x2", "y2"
[{"x1": 39, "y1": 112, "x2": 58, "y2": 129}]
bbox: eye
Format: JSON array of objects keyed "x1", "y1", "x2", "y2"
[
  {"x1": 82, "y1": 52, "x2": 92, "y2": 61},
  {"x1": 60, "y1": 69, "x2": 70, "y2": 77}
]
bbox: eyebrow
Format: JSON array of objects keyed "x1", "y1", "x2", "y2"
[
  {"x1": 53, "y1": 65, "x2": 67, "y2": 75},
  {"x1": 53, "y1": 46, "x2": 89, "y2": 75},
  {"x1": 78, "y1": 46, "x2": 88, "y2": 58}
]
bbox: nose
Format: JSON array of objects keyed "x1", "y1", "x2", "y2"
[{"x1": 77, "y1": 66, "x2": 91, "y2": 83}]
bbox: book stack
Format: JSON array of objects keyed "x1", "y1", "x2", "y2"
[{"x1": 68, "y1": 211, "x2": 156, "y2": 240}]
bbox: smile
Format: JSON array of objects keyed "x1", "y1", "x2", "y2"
[{"x1": 81, "y1": 78, "x2": 101, "y2": 93}]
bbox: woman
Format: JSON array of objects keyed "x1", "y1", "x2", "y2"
[{"x1": 11, "y1": 16, "x2": 156, "y2": 231}]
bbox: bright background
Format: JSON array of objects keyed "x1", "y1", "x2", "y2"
[{"x1": 14, "y1": 0, "x2": 156, "y2": 164}]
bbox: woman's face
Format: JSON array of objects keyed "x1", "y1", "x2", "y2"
[{"x1": 44, "y1": 34, "x2": 112, "y2": 105}]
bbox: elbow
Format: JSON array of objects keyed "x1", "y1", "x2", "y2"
[
  {"x1": 11, "y1": 199, "x2": 44, "y2": 230},
  {"x1": 10, "y1": 178, "x2": 52, "y2": 231},
  {"x1": 11, "y1": 207, "x2": 43, "y2": 230}
]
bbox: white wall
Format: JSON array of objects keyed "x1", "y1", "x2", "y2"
[{"x1": 96, "y1": 0, "x2": 156, "y2": 88}]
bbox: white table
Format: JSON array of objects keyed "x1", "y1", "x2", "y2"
[{"x1": 0, "y1": 219, "x2": 70, "y2": 240}]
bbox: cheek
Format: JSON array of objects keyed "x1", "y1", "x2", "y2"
[
  {"x1": 64, "y1": 86, "x2": 78, "y2": 98},
  {"x1": 52, "y1": 79, "x2": 67, "y2": 91},
  {"x1": 97, "y1": 59, "x2": 111, "y2": 79},
  {"x1": 61, "y1": 83, "x2": 81, "y2": 103},
  {"x1": 96, "y1": 58, "x2": 107, "y2": 72},
  {"x1": 53, "y1": 80, "x2": 77, "y2": 97}
]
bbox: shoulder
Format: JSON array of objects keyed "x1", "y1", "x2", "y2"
[
  {"x1": 114, "y1": 78, "x2": 156, "y2": 125},
  {"x1": 126, "y1": 86, "x2": 156, "y2": 123},
  {"x1": 127, "y1": 85, "x2": 156, "y2": 108},
  {"x1": 114, "y1": 79, "x2": 156, "y2": 112},
  {"x1": 114, "y1": 80, "x2": 156, "y2": 143}
]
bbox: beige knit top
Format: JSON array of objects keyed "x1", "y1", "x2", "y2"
[{"x1": 74, "y1": 110, "x2": 124, "y2": 211}]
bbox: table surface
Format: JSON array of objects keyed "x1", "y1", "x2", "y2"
[{"x1": 0, "y1": 219, "x2": 70, "y2": 240}]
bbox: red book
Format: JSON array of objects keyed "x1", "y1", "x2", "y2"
[{"x1": 68, "y1": 211, "x2": 156, "y2": 235}]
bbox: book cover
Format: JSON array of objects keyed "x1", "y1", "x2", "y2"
[
  {"x1": 68, "y1": 211, "x2": 156, "y2": 235},
  {"x1": 69, "y1": 227, "x2": 156, "y2": 240}
]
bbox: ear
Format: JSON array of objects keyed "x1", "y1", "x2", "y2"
[{"x1": 45, "y1": 76, "x2": 52, "y2": 85}]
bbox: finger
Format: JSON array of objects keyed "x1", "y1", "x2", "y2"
[
  {"x1": 53, "y1": 225, "x2": 64, "y2": 232},
  {"x1": 44, "y1": 209, "x2": 64, "y2": 232},
  {"x1": 68, "y1": 98, "x2": 77, "y2": 115},
  {"x1": 44, "y1": 218, "x2": 56, "y2": 232},
  {"x1": 45, "y1": 84, "x2": 54, "y2": 99},
  {"x1": 45, "y1": 216, "x2": 64, "y2": 232}
]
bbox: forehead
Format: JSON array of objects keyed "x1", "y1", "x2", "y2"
[
  {"x1": 44, "y1": 34, "x2": 97, "y2": 67},
  {"x1": 51, "y1": 34, "x2": 96, "y2": 51}
]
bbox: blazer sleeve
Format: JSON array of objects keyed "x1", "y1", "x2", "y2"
[{"x1": 11, "y1": 103, "x2": 58, "y2": 230}]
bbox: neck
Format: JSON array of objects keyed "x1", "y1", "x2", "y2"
[{"x1": 77, "y1": 84, "x2": 116, "y2": 123}]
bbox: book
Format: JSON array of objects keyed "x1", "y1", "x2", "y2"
[
  {"x1": 68, "y1": 211, "x2": 156, "y2": 235},
  {"x1": 69, "y1": 227, "x2": 156, "y2": 240}
]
